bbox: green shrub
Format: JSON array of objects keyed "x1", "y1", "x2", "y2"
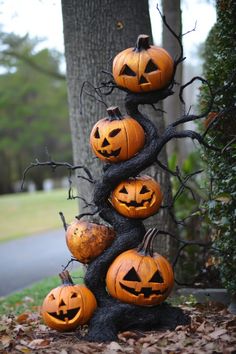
[{"x1": 199, "y1": 0, "x2": 236, "y2": 293}]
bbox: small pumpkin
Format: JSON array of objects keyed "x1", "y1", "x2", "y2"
[
  {"x1": 66, "y1": 219, "x2": 115, "y2": 264},
  {"x1": 41, "y1": 271, "x2": 97, "y2": 331},
  {"x1": 110, "y1": 175, "x2": 163, "y2": 219},
  {"x1": 90, "y1": 106, "x2": 145, "y2": 163},
  {"x1": 106, "y1": 228, "x2": 174, "y2": 306},
  {"x1": 113, "y1": 34, "x2": 174, "y2": 93}
]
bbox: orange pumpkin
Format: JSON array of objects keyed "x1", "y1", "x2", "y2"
[
  {"x1": 90, "y1": 106, "x2": 145, "y2": 163},
  {"x1": 113, "y1": 34, "x2": 174, "y2": 93},
  {"x1": 66, "y1": 219, "x2": 115, "y2": 264},
  {"x1": 41, "y1": 271, "x2": 97, "y2": 331},
  {"x1": 106, "y1": 229, "x2": 174, "y2": 306},
  {"x1": 110, "y1": 175, "x2": 163, "y2": 219}
]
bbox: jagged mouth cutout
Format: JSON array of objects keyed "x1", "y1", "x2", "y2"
[
  {"x1": 119, "y1": 283, "x2": 168, "y2": 298},
  {"x1": 97, "y1": 147, "x2": 121, "y2": 158},
  {"x1": 119, "y1": 267, "x2": 168, "y2": 298},
  {"x1": 47, "y1": 307, "x2": 80, "y2": 322}
]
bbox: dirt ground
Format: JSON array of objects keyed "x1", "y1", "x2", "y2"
[{"x1": 1, "y1": 303, "x2": 236, "y2": 353}]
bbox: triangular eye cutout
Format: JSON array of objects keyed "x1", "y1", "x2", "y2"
[
  {"x1": 145, "y1": 59, "x2": 158, "y2": 73},
  {"x1": 71, "y1": 292, "x2": 78, "y2": 298},
  {"x1": 140, "y1": 185, "x2": 150, "y2": 194},
  {"x1": 139, "y1": 75, "x2": 148, "y2": 84},
  {"x1": 109, "y1": 128, "x2": 121, "y2": 137},
  {"x1": 149, "y1": 270, "x2": 164, "y2": 283},
  {"x1": 119, "y1": 186, "x2": 128, "y2": 194},
  {"x1": 120, "y1": 64, "x2": 136, "y2": 77},
  {"x1": 59, "y1": 299, "x2": 66, "y2": 306},
  {"x1": 94, "y1": 127, "x2": 100, "y2": 139},
  {"x1": 123, "y1": 267, "x2": 141, "y2": 281},
  {"x1": 49, "y1": 293, "x2": 56, "y2": 301}
]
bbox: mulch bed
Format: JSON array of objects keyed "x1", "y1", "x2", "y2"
[{"x1": 1, "y1": 303, "x2": 236, "y2": 353}]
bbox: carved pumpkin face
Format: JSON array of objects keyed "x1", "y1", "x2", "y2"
[
  {"x1": 113, "y1": 34, "x2": 174, "y2": 93},
  {"x1": 41, "y1": 271, "x2": 97, "y2": 331},
  {"x1": 106, "y1": 229, "x2": 174, "y2": 306},
  {"x1": 66, "y1": 219, "x2": 115, "y2": 264},
  {"x1": 110, "y1": 175, "x2": 163, "y2": 219},
  {"x1": 90, "y1": 106, "x2": 145, "y2": 163}
]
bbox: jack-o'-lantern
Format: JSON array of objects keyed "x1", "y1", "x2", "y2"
[
  {"x1": 113, "y1": 34, "x2": 174, "y2": 93},
  {"x1": 66, "y1": 219, "x2": 115, "y2": 264},
  {"x1": 106, "y1": 228, "x2": 174, "y2": 306},
  {"x1": 41, "y1": 271, "x2": 97, "y2": 331},
  {"x1": 90, "y1": 106, "x2": 145, "y2": 163},
  {"x1": 110, "y1": 175, "x2": 163, "y2": 219}
]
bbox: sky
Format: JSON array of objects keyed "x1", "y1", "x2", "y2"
[{"x1": 0, "y1": 0, "x2": 216, "y2": 66}]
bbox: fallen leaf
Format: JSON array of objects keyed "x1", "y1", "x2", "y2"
[
  {"x1": 15, "y1": 344, "x2": 32, "y2": 353},
  {"x1": 16, "y1": 313, "x2": 29, "y2": 324},
  {"x1": 209, "y1": 329, "x2": 227, "y2": 339},
  {"x1": 28, "y1": 338, "x2": 50, "y2": 349},
  {"x1": 106, "y1": 341, "x2": 124, "y2": 352},
  {"x1": 119, "y1": 330, "x2": 144, "y2": 341},
  {"x1": 0, "y1": 334, "x2": 12, "y2": 348},
  {"x1": 196, "y1": 321, "x2": 206, "y2": 332}
]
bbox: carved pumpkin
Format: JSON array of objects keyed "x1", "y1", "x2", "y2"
[
  {"x1": 110, "y1": 175, "x2": 163, "y2": 219},
  {"x1": 90, "y1": 106, "x2": 145, "y2": 163},
  {"x1": 113, "y1": 34, "x2": 174, "y2": 93},
  {"x1": 106, "y1": 229, "x2": 174, "y2": 306},
  {"x1": 66, "y1": 219, "x2": 115, "y2": 264},
  {"x1": 41, "y1": 271, "x2": 97, "y2": 331}
]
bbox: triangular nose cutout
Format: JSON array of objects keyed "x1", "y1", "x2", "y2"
[
  {"x1": 139, "y1": 75, "x2": 148, "y2": 84},
  {"x1": 101, "y1": 138, "x2": 110, "y2": 147}
]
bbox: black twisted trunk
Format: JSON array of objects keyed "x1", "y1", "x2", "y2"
[{"x1": 84, "y1": 92, "x2": 189, "y2": 341}]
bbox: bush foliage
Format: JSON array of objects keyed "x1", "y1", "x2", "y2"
[{"x1": 200, "y1": 0, "x2": 236, "y2": 293}]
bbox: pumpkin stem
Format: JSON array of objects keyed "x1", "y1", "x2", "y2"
[
  {"x1": 59, "y1": 270, "x2": 74, "y2": 286},
  {"x1": 135, "y1": 34, "x2": 151, "y2": 51},
  {"x1": 137, "y1": 228, "x2": 159, "y2": 257},
  {"x1": 107, "y1": 106, "x2": 123, "y2": 121}
]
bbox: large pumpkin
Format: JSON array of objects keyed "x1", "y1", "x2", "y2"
[
  {"x1": 113, "y1": 34, "x2": 174, "y2": 93},
  {"x1": 66, "y1": 219, "x2": 115, "y2": 264},
  {"x1": 110, "y1": 175, "x2": 163, "y2": 219},
  {"x1": 106, "y1": 229, "x2": 174, "y2": 306},
  {"x1": 41, "y1": 271, "x2": 97, "y2": 331},
  {"x1": 90, "y1": 106, "x2": 145, "y2": 163}
]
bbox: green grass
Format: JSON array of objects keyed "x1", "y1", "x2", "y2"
[
  {"x1": 0, "y1": 268, "x2": 84, "y2": 316},
  {"x1": 0, "y1": 189, "x2": 78, "y2": 243}
]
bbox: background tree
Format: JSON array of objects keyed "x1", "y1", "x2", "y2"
[
  {"x1": 0, "y1": 33, "x2": 71, "y2": 193},
  {"x1": 200, "y1": 0, "x2": 236, "y2": 294},
  {"x1": 162, "y1": 0, "x2": 183, "y2": 161},
  {"x1": 61, "y1": 0, "x2": 178, "y2": 257}
]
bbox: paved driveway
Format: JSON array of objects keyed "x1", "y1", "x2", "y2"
[{"x1": 0, "y1": 229, "x2": 78, "y2": 297}]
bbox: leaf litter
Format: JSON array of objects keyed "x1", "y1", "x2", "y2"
[{"x1": 0, "y1": 302, "x2": 235, "y2": 353}]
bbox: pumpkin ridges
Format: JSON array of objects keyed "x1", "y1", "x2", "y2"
[
  {"x1": 66, "y1": 220, "x2": 115, "y2": 264},
  {"x1": 90, "y1": 110, "x2": 145, "y2": 163},
  {"x1": 111, "y1": 175, "x2": 163, "y2": 219},
  {"x1": 42, "y1": 272, "x2": 97, "y2": 331},
  {"x1": 112, "y1": 34, "x2": 174, "y2": 93},
  {"x1": 105, "y1": 229, "x2": 174, "y2": 306}
]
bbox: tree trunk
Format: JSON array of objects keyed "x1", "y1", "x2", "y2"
[
  {"x1": 162, "y1": 0, "x2": 184, "y2": 163},
  {"x1": 61, "y1": 0, "x2": 175, "y2": 257}
]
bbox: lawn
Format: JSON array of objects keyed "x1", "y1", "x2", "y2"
[
  {"x1": 0, "y1": 268, "x2": 84, "y2": 315},
  {"x1": 0, "y1": 189, "x2": 78, "y2": 243}
]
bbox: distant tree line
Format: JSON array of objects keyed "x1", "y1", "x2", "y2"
[{"x1": 0, "y1": 32, "x2": 72, "y2": 194}]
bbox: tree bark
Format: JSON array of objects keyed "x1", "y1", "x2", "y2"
[
  {"x1": 61, "y1": 0, "x2": 175, "y2": 257},
  {"x1": 162, "y1": 0, "x2": 184, "y2": 163}
]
